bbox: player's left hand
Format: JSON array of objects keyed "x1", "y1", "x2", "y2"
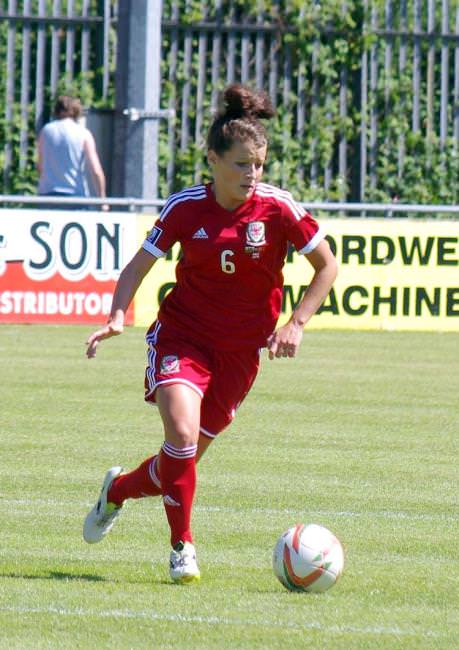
[
  {"x1": 267, "y1": 318, "x2": 304, "y2": 360},
  {"x1": 86, "y1": 318, "x2": 123, "y2": 358}
]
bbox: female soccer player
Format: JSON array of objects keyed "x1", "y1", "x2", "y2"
[{"x1": 83, "y1": 84, "x2": 338, "y2": 584}]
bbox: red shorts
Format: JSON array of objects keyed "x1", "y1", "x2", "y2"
[{"x1": 144, "y1": 321, "x2": 260, "y2": 438}]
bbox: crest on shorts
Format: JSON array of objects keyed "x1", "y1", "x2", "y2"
[
  {"x1": 246, "y1": 221, "x2": 266, "y2": 246},
  {"x1": 160, "y1": 355, "x2": 180, "y2": 374}
]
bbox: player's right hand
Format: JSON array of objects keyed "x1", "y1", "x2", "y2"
[{"x1": 86, "y1": 320, "x2": 123, "y2": 358}]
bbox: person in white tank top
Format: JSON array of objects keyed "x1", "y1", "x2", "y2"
[{"x1": 37, "y1": 95, "x2": 107, "y2": 209}]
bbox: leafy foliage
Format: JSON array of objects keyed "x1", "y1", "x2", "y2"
[
  {"x1": 159, "y1": 0, "x2": 459, "y2": 206},
  {"x1": 1, "y1": 1, "x2": 458, "y2": 206},
  {"x1": 0, "y1": 1, "x2": 115, "y2": 194}
]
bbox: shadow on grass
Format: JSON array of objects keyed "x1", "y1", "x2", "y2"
[{"x1": 1, "y1": 571, "x2": 106, "y2": 582}]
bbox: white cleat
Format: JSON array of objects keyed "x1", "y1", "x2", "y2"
[
  {"x1": 169, "y1": 541, "x2": 201, "y2": 584},
  {"x1": 83, "y1": 466, "x2": 123, "y2": 544}
]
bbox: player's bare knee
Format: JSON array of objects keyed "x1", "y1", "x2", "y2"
[{"x1": 164, "y1": 420, "x2": 199, "y2": 448}]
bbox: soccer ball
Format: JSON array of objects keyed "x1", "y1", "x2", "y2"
[{"x1": 272, "y1": 523, "x2": 344, "y2": 593}]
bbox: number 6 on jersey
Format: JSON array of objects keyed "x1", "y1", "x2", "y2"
[{"x1": 221, "y1": 249, "x2": 235, "y2": 274}]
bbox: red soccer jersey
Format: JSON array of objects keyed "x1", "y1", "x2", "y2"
[{"x1": 142, "y1": 182, "x2": 324, "y2": 351}]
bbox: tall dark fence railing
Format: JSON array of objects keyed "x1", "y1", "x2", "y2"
[
  {"x1": 1, "y1": 1, "x2": 459, "y2": 204},
  {"x1": 0, "y1": 0, "x2": 115, "y2": 190},
  {"x1": 159, "y1": 0, "x2": 459, "y2": 203}
]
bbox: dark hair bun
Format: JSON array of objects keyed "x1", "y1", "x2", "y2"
[{"x1": 221, "y1": 84, "x2": 275, "y2": 120}]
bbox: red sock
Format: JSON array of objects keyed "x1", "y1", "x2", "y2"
[
  {"x1": 107, "y1": 455, "x2": 162, "y2": 506},
  {"x1": 160, "y1": 442, "x2": 197, "y2": 547}
]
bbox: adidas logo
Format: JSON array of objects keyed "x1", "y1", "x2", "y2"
[{"x1": 192, "y1": 227, "x2": 208, "y2": 239}]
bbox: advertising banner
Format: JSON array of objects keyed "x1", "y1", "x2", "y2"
[
  {"x1": 135, "y1": 216, "x2": 459, "y2": 332},
  {"x1": 1, "y1": 212, "x2": 457, "y2": 331},
  {"x1": 0, "y1": 210, "x2": 138, "y2": 324}
]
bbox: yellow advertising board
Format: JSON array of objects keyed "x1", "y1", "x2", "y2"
[{"x1": 135, "y1": 215, "x2": 459, "y2": 331}]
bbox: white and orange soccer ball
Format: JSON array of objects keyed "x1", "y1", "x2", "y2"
[{"x1": 272, "y1": 523, "x2": 344, "y2": 593}]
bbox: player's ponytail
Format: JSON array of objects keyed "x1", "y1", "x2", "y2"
[
  {"x1": 222, "y1": 84, "x2": 275, "y2": 121},
  {"x1": 207, "y1": 84, "x2": 275, "y2": 154}
]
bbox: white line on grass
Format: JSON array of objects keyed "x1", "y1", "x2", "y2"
[
  {"x1": 0, "y1": 499, "x2": 456, "y2": 522},
  {"x1": 0, "y1": 605, "x2": 444, "y2": 639},
  {"x1": 196, "y1": 505, "x2": 457, "y2": 523}
]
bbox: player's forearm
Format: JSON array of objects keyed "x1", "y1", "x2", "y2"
[
  {"x1": 109, "y1": 262, "x2": 146, "y2": 322},
  {"x1": 292, "y1": 260, "x2": 338, "y2": 327}
]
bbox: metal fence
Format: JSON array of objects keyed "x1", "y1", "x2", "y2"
[
  {"x1": 160, "y1": 0, "x2": 459, "y2": 202},
  {"x1": 1, "y1": 1, "x2": 459, "y2": 204},
  {"x1": 2, "y1": 193, "x2": 459, "y2": 220},
  {"x1": 361, "y1": 0, "x2": 459, "y2": 198},
  {"x1": 0, "y1": 0, "x2": 115, "y2": 184}
]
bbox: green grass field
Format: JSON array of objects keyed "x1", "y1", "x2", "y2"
[{"x1": 1, "y1": 325, "x2": 458, "y2": 649}]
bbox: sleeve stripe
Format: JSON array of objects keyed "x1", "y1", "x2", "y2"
[
  {"x1": 159, "y1": 185, "x2": 206, "y2": 222},
  {"x1": 255, "y1": 183, "x2": 306, "y2": 221},
  {"x1": 297, "y1": 226, "x2": 326, "y2": 255},
  {"x1": 142, "y1": 240, "x2": 166, "y2": 257}
]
